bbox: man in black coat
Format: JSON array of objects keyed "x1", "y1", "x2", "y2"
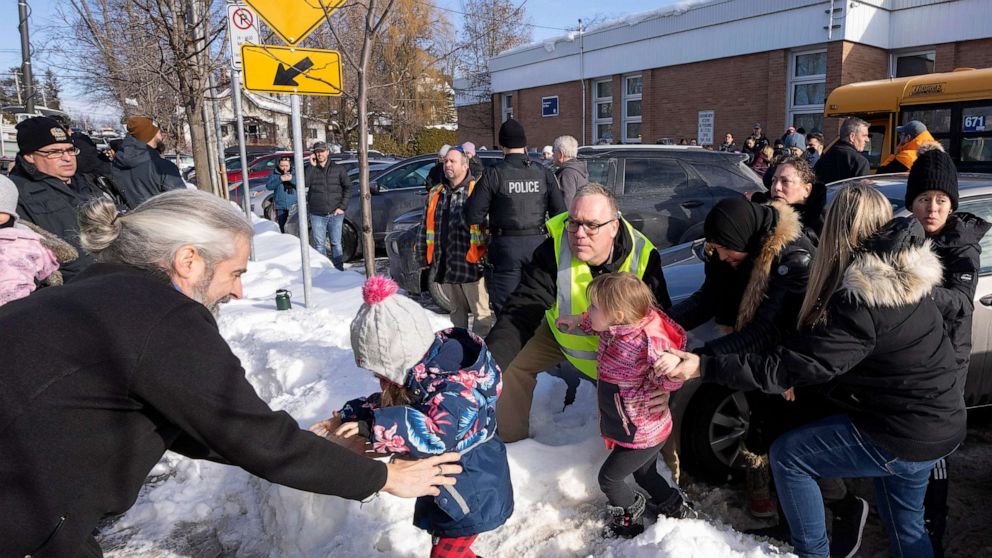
[
  {"x1": 306, "y1": 141, "x2": 353, "y2": 270},
  {"x1": 9, "y1": 116, "x2": 95, "y2": 282},
  {"x1": 814, "y1": 117, "x2": 871, "y2": 185},
  {"x1": 111, "y1": 116, "x2": 185, "y2": 209},
  {"x1": 0, "y1": 190, "x2": 460, "y2": 558}
]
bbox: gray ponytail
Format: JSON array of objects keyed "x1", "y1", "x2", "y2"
[{"x1": 78, "y1": 190, "x2": 253, "y2": 273}]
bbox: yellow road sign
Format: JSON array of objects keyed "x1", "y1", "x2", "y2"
[
  {"x1": 244, "y1": 0, "x2": 345, "y2": 45},
  {"x1": 241, "y1": 45, "x2": 343, "y2": 96}
]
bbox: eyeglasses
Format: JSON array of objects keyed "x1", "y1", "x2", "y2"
[
  {"x1": 35, "y1": 147, "x2": 80, "y2": 159},
  {"x1": 565, "y1": 217, "x2": 617, "y2": 236}
]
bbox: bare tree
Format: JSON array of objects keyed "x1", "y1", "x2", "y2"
[
  {"x1": 48, "y1": 0, "x2": 226, "y2": 193},
  {"x1": 457, "y1": 0, "x2": 532, "y2": 130}
]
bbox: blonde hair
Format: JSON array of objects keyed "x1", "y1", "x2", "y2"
[
  {"x1": 797, "y1": 182, "x2": 893, "y2": 327},
  {"x1": 586, "y1": 272, "x2": 656, "y2": 325},
  {"x1": 379, "y1": 381, "x2": 414, "y2": 408}
]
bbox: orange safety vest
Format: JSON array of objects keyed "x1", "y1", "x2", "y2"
[
  {"x1": 425, "y1": 180, "x2": 487, "y2": 265},
  {"x1": 880, "y1": 130, "x2": 936, "y2": 170}
]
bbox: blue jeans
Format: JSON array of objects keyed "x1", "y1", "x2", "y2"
[
  {"x1": 770, "y1": 415, "x2": 941, "y2": 558},
  {"x1": 310, "y1": 212, "x2": 344, "y2": 270}
]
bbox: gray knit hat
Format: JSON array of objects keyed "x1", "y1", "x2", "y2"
[
  {"x1": 0, "y1": 175, "x2": 19, "y2": 223},
  {"x1": 351, "y1": 275, "x2": 437, "y2": 384}
]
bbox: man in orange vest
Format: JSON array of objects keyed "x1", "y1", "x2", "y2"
[
  {"x1": 418, "y1": 146, "x2": 493, "y2": 335},
  {"x1": 877, "y1": 120, "x2": 936, "y2": 173}
]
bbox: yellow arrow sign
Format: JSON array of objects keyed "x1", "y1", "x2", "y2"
[
  {"x1": 241, "y1": 45, "x2": 343, "y2": 96},
  {"x1": 244, "y1": 0, "x2": 345, "y2": 45}
]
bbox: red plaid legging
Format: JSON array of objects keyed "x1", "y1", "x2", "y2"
[{"x1": 430, "y1": 534, "x2": 478, "y2": 558}]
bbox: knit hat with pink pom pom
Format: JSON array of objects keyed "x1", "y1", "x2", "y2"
[{"x1": 350, "y1": 275, "x2": 437, "y2": 384}]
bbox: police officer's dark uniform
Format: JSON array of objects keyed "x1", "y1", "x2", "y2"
[{"x1": 465, "y1": 118, "x2": 566, "y2": 315}]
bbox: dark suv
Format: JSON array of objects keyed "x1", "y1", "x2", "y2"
[{"x1": 577, "y1": 145, "x2": 764, "y2": 249}]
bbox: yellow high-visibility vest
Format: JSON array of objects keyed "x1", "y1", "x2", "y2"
[{"x1": 544, "y1": 212, "x2": 656, "y2": 378}]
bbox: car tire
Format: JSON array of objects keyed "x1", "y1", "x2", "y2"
[
  {"x1": 322, "y1": 221, "x2": 361, "y2": 263},
  {"x1": 263, "y1": 200, "x2": 275, "y2": 221},
  {"x1": 680, "y1": 384, "x2": 750, "y2": 483},
  {"x1": 427, "y1": 276, "x2": 453, "y2": 313}
]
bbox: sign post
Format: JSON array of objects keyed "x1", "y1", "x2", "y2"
[
  {"x1": 697, "y1": 110, "x2": 715, "y2": 146},
  {"x1": 227, "y1": 2, "x2": 259, "y2": 260},
  {"x1": 290, "y1": 95, "x2": 313, "y2": 307},
  {"x1": 239, "y1": 0, "x2": 347, "y2": 307}
]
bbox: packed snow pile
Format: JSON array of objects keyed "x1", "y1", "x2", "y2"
[{"x1": 99, "y1": 220, "x2": 793, "y2": 557}]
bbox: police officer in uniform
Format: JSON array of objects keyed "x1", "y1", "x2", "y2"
[{"x1": 465, "y1": 118, "x2": 566, "y2": 315}]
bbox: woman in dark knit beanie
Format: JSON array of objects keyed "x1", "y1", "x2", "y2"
[{"x1": 906, "y1": 144, "x2": 990, "y2": 557}]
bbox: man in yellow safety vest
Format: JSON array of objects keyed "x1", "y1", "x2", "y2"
[{"x1": 485, "y1": 183, "x2": 672, "y2": 443}]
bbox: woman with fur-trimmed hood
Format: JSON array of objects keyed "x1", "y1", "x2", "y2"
[
  {"x1": 663, "y1": 184, "x2": 965, "y2": 558},
  {"x1": 668, "y1": 197, "x2": 816, "y2": 356}
]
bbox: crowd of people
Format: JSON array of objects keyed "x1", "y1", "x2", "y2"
[{"x1": 0, "y1": 110, "x2": 982, "y2": 558}]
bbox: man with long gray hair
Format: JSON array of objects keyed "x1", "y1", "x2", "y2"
[{"x1": 0, "y1": 190, "x2": 461, "y2": 558}]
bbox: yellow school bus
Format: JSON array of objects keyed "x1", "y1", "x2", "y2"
[{"x1": 824, "y1": 67, "x2": 992, "y2": 172}]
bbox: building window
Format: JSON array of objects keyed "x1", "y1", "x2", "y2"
[
  {"x1": 593, "y1": 78, "x2": 613, "y2": 144},
  {"x1": 891, "y1": 49, "x2": 936, "y2": 78},
  {"x1": 788, "y1": 49, "x2": 826, "y2": 132},
  {"x1": 622, "y1": 75, "x2": 642, "y2": 143},
  {"x1": 307, "y1": 127, "x2": 318, "y2": 139},
  {"x1": 501, "y1": 94, "x2": 513, "y2": 122}
]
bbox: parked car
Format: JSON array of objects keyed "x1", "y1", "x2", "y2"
[
  {"x1": 387, "y1": 144, "x2": 765, "y2": 307},
  {"x1": 165, "y1": 152, "x2": 195, "y2": 172},
  {"x1": 666, "y1": 172, "x2": 992, "y2": 482},
  {"x1": 577, "y1": 145, "x2": 764, "y2": 249}
]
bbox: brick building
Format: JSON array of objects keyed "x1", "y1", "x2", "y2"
[{"x1": 455, "y1": 0, "x2": 992, "y2": 149}]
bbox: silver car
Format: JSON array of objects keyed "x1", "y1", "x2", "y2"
[{"x1": 667, "y1": 173, "x2": 992, "y2": 482}]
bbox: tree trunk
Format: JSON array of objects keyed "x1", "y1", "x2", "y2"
[
  {"x1": 359, "y1": 3, "x2": 376, "y2": 277},
  {"x1": 185, "y1": 98, "x2": 213, "y2": 193}
]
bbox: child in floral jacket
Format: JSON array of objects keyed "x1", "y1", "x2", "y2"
[
  {"x1": 313, "y1": 276, "x2": 513, "y2": 558},
  {"x1": 561, "y1": 272, "x2": 693, "y2": 538}
]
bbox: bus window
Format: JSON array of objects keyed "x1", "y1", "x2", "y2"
[{"x1": 901, "y1": 108, "x2": 952, "y2": 134}]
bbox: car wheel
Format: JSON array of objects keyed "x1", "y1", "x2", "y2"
[
  {"x1": 263, "y1": 200, "x2": 275, "y2": 221},
  {"x1": 325, "y1": 221, "x2": 361, "y2": 262},
  {"x1": 428, "y1": 276, "x2": 453, "y2": 313},
  {"x1": 680, "y1": 384, "x2": 750, "y2": 483}
]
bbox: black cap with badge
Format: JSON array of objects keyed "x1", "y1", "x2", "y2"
[{"x1": 16, "y1": 116, "x2": 70, "y2": 155}]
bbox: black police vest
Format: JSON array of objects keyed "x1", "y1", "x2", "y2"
[{"x1": 488, "y1": 158, "x2": 554, "y2": 234}]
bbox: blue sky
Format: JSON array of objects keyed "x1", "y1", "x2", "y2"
[{"x1": 0, "y1": 0, "x2": 686, "y2": 123}]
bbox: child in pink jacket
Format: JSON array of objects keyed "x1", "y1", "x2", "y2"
[
  {"x1": 560, "y1": 271, "x2": 693, "y2": 538},
  {"x1": 0, "y1": 176, "x2": 59, "y2": 306}
]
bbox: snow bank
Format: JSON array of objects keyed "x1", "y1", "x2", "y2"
[{"x1": 100, "y1": 219, "x2": 792, "y2": 557}]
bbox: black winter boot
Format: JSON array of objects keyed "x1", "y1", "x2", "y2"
[
  {"x1": 604, "y1": 492, "x2": 647, "y2": 539},
  {"x1": 653, "y1": 490, "x2": 701, "y2": 520}
]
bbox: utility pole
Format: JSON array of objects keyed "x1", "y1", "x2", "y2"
[{"x1": 18, "y1": 0, "x2": 34, "y2": 114}]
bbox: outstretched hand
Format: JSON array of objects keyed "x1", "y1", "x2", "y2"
[{"x1": 382, "y1": 453, "x2": 463, "y2": 498}]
